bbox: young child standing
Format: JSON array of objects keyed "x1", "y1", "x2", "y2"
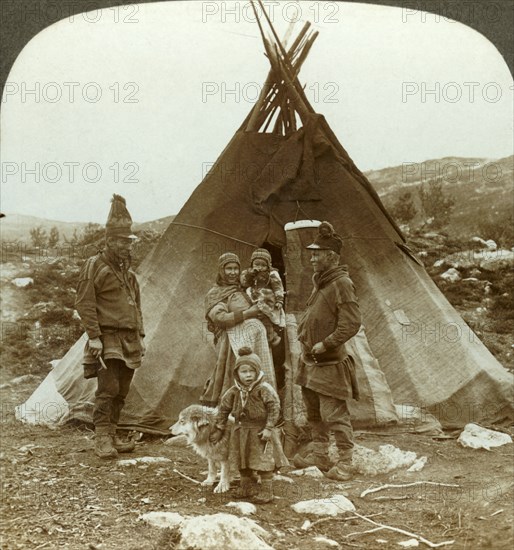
[
  {"x1": 210, "y1": 347, "x2": 289, "y2": 503},
  {"x1": 240, "y1": 248, "x2": 286, "y2": 346}
]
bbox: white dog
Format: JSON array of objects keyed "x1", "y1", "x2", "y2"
[{"x1": 170, "y1": 404, "x2": 233, "y2": 493}]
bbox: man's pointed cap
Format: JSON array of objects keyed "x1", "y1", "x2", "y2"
[{"x1": 105, "y1": 194, "x2": 137, "y2": 240}]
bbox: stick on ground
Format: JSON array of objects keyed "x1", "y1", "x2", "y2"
[
  {"x1": 173, "y1": 468, "x2": 201, "y2": 484},
  {"x1": 346, "y1": 510, "x2": 455, "y2": 548},
  {"x1": 303, "y1": 512, "x2": 383, "y2": 531},
  {"x1": 360, "y1": 481, "x2": 460, "y2": 498}
]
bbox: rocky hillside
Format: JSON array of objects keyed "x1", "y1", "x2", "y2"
[{"x1": 365, "y1": 155, "x2": 513, "y2": 236}]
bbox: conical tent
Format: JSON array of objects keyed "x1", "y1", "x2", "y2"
[{"x1": 17, "y1": 15, "x2": 514, "y2": 433}]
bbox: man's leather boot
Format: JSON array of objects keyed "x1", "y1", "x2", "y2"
[
  {"x1": 326, "y1": 460, "x2": 352, "y2": 481},
  {"x1": 110, "y1": 428, "x2": 135, "y2": 453},
  {"x1": 292, "y1": 442, "x2": 332, "y2": 472},
  {"x1": 326, "y1": 450, "x2": 353, "y2": 481},
  {"x1": 94, "y1": 432, "x2": 118, "y2": 459}
]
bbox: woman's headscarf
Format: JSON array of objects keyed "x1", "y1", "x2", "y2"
[{"x1": 204, "y1": 253, "x2": 242, "y2": 317}]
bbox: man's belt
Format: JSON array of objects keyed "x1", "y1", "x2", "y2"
[
  {"x1": 100, "y1": 327, "x2": 139, "y2": 335},
  {"x1": 302, "y1": 348, "x2": 346, "y2": 366}
]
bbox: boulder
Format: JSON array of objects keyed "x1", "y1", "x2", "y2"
[
  {"x1": 458, "y1": 423, "x2": 513, "y2": 450},
  {"x1": 140, "y1": 512, "x2": 272, "y2": 549},
  {"x1": 480, "y1": 249, "x2": 514, "y2": 271},
  {"x1": 352, "y1": 444, "x2": 418, "y2": 475},
  {"x1": 440, "y1": 268, "x2": 461, "y2": 282},
  {"x1": 12, "y1": 277, "x2": 33, "y2": 288}
]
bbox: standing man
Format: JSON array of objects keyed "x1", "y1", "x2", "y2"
[
  {"x1": 75, "y1": 194, "x2": 145, "y2": 459},
  {"x1": 293, "y1": 221, "x2": 361, "y2": 481}
]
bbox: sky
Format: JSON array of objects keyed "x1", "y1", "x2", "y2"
[{"x1": 1, "y1": 0, "x2": 513, "y2": 223}]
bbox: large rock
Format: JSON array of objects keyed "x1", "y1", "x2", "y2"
[
  {"x1": 480, "y1": 249, "x2": 514, "y2": 271},
  {"x1": 458, "y1": 423, "x2": 513, "y2": 450},
  {"x1": 440, "y1": 268, "x2": 461, "y2": 282},
  {"x1": 352, "y1": 444, "x2": 418, "y2": 475},
  {"x1": 179, "y1": 513, "x2": 271, "y2": 549},
  {"x1": 440, "y1": 249, "x2": 513, "y2": 271},
  {"x1": 470, "y1": 237, "x2": 497, "y2": 251},
  {"x1": 140, "y1": 512, "x2": 272, "y2": 550}
]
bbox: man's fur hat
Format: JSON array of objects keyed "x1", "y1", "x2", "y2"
[{"x1": 306, "y1": 221, "x2": 343, "y2": 254}]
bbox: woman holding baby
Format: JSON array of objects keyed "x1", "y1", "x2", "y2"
[{"x1": 200, "y1": 252, "x2": 278, "y2": 406}]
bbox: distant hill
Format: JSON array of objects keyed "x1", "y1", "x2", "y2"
[
  {"x1": 364, "y1": 155, "x2": 513, "y2": 234},
  {"x1": 2, "y1": 154, "x2": 512, "y2": 244},
  {"x1": 0, "y1": 214, "x2": 89, "y2": 243},
  {"x1": 0, "y1": 214, "x2": 175, "y2": 243},
  {"x1": 134, "y1": 216, "x2": 175, "y2": 234}
]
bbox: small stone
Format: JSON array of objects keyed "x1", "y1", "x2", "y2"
[
  {"x1": 289, "y1": 466, "x2": 324, "y2": 478},
  {"x1": 226, "y1": 501, "x2": 257, "y2": 515},
  {"x1": 398, "y1": 539, "x2": 419, "y2": 547},
  {"x1": 314, "y1": 535, "x2": 340, "y2": 547},
  {"x1": 291, "y1": 494, "x2": 355, "y2": 516}
]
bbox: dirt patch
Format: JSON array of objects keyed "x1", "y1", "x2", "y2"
[{"x1": 1, "y1": 382, "x2": 513, "y2": 549}]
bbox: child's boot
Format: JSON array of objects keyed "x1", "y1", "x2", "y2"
[
  {"x1": 234, "y1": 476, "x2": 257, "y2": 500},
  {"x1": 252, "y1": 474, "x2": 273, "y2": 504}
]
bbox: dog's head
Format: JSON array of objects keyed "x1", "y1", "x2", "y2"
[{"x1": 170, "y1": 405, "x2": 215, "y2": 443}]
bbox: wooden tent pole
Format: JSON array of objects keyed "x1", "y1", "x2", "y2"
[
  {"x1": 265, "y1": 41, "x2": 310, "y2": 123},
  {"x1": 258, "y1": 31, "x2": 317, "y2": 127},
  {"x1": 246, "y1": 1, "x2": 281, "y2": 130},
  {"x1": 255, "y1": 0, "x2": 312, "y2": 117},
  {"x1": 246, "y1": 8, "x2": 311, "y2": 131}
]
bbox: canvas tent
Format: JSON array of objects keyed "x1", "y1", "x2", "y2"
[{"x1": 17, "y1": 11, "x2": 514, "y2": 435}]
